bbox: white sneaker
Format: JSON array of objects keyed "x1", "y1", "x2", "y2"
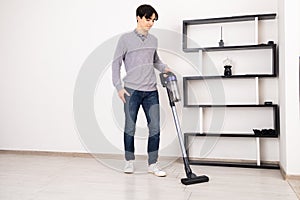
[
  {"x1": 148, "y1": 163, "x2": 167, "y2": 177},
  {"x1": 124, "y1": 160, "x2": 134, "y2": 174}
]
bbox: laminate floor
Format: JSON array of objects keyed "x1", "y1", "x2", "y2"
[{"x1": 0, "y1": 153, "x2": 299, "y2": 200}]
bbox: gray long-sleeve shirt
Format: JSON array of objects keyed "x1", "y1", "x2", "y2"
[{"x1": 112, "y1": 29, "x2": 167, "y2": 92}]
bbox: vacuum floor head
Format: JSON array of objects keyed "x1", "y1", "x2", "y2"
[{"x1": 181, "y1": 175, "x2": 209, "y2": 185}]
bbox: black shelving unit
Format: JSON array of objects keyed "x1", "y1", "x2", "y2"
[
  {"x1": 183, "y1": 77, "x2": 280, "y2": 169},
  {"x1": 183, "y1": 75, "x2": 279, "y2": 108},
  {"x1": 181, "y1": 13, "x2": 279, "y2": 169},
  {"x1": 182, "y1": 13, "x2": 277, "y2": 52},
  {"x1": 188, "y1": 159, "x2": 279, "y2": 169},
  {"x1": 184, "y1": 133, "x2": 280, "y2": 169},
  {"x1": 184, "y1": 133, "x2": 278, "y2": 138},
  {"x1": 183, "y1": 44, "x2": 277, "y2": 76},
  {"x1": 183, "y1": 43, "x2": 276, "y2": 52},
  {"x1": 183, "y1": 13, "x2": 276, "y2": 25}
]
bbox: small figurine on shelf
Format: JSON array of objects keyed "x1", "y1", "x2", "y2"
[
  {"x1": 223, "y1": 57, "x2": 232, "y2": 77},
  {"x1": 218, "y1": 26, "x2": 224, "y2": 47}
]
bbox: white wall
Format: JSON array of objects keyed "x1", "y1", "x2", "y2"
[
  {"x1": 0, "y1": 0, "x2": 284, "y2": 163},
  {"x1": 278, "y1": 0, "x2": 300, "y2": 175}
]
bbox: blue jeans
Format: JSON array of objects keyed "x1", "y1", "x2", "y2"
[{"x1": 124, "y1": 87, "x2": 160, "y2": 165}]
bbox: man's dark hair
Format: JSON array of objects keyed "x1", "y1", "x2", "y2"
[{"x1": 136, "y1": 4, "x2": 158, "y2": 21}]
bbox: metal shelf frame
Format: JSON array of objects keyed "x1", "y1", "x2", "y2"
[
  {"x1": 181, "y1": 13, "x2": 279, "y2": 169},
  {"x1": 182, "y1": 13, "x2": 277, "y2": 52}
]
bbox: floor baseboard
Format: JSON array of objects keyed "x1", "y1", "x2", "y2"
[{"x1": 0, "y1": 149, "x2": 180, "y2": 162}]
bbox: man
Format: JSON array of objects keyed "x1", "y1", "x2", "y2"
[{"x1": 112, "y1": 4, "x2": 170, "y2": 177}]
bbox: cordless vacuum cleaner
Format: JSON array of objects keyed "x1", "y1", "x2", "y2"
[{"x1": 160, "y1": 72, "x2": 209, "y2": 185}]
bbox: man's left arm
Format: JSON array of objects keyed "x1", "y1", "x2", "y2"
[{"x1": 153, "y1": 50, "x2": 171, "y2": 72}]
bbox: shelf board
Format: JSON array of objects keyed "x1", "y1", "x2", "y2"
[
  {"x1": 183, "y1": 13, "x2": 276, "y2": 25},
  {"x1": 183, "y1": 43, "x2": 276, "y2": 53},
  {"x1": 188, "y1": 160, "x2": 280, "y2": 169},
  {"x1": 184, "y1": 104, "x2": 278, "y2": 108},
  {"x1": 183, "y1": 74, "x2": 276, "y2": 80},
  {"x1": 184, "y1": 132, "x2": 278, "y2": 138}
]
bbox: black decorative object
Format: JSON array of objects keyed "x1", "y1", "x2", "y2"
[
  {"x1": 253, "y1": 129, "x2": 277, "y2": 137},
  {"x1": 218, "y1": 26, "x2": 224, "y2": 47},
  {"x1": 223, "y1": 57, "x2": 232, "y2": 77},
  {"x1": 264, "y1": 101, "x2": 273, "y2": 105},
  {"x1": 224, "y1": 66, "x2": 232, "y2": 77}
]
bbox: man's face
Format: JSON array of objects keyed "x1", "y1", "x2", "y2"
[{"x1": 137, "y1": 13, "x2": 156, "y2": 32}]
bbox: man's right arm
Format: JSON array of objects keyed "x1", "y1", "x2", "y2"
[
  {"x1": 112, "y1": 36, "x2": 130, "y2": 103},
  {"x1": 112, "y1": 36, "x2": 126, "y2": 92}
]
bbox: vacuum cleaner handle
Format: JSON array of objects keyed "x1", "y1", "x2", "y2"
[{"x1": 159, "y1": 72, "x2": 181, "y2": 106}]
